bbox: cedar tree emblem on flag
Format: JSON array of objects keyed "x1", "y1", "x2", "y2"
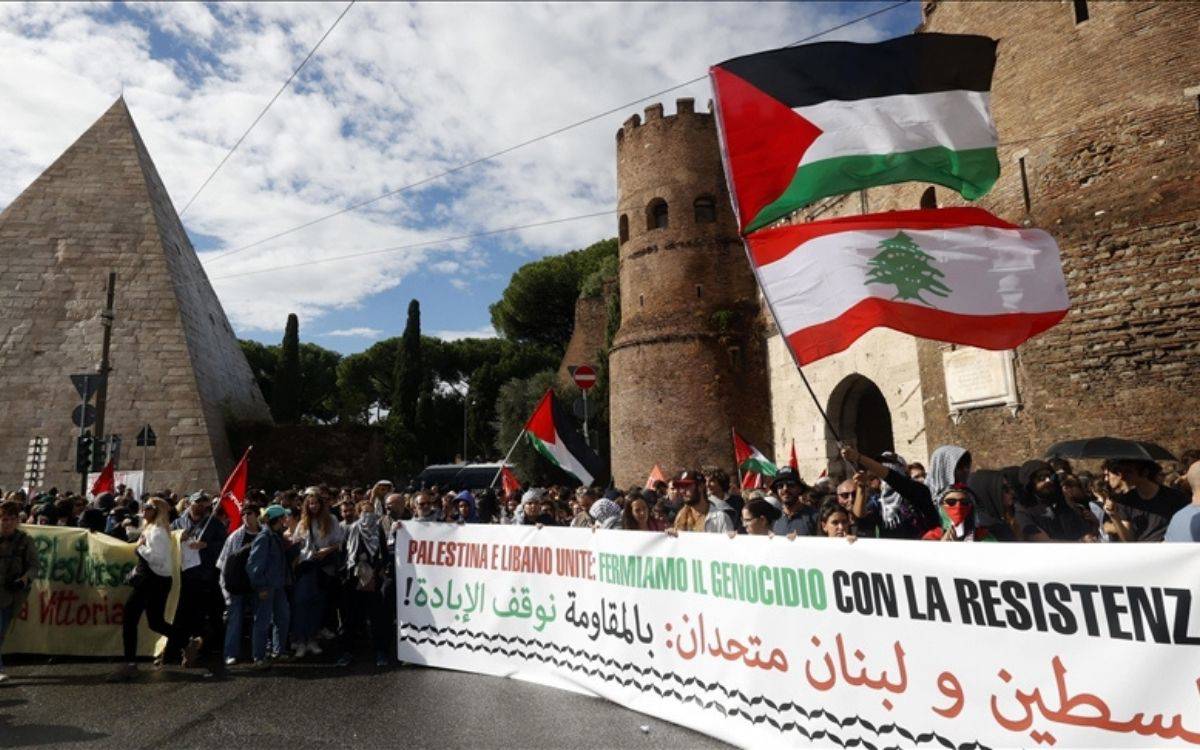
[
  {"x1": 865, "y1": 232, "x2": 952, "y2": 306},
  {"x1": 747, "y1": 207, "x2": 1070, "y2": 365}
]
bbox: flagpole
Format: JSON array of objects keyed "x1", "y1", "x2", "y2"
[
  {"x1": 710, "y1": 74, "x2": 848, "y2": 456},
  {"x1": 731, "y1": 427, "x2": 746, "y2": 490},
  {"x1": 490, "y1": 430, "x2": 524, "y2": 488}
]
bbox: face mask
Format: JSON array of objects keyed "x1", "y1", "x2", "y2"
[
  {"x1": 944, "y1": 501, "x2": 972, "y2": 527},
  {"x1": 707, "y1": 494, "x2": 723, "y2": 505}
]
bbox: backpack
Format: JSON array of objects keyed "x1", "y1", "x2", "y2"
[{"x1": 222, "y1": 538, "x2": 254, "y2": 596}]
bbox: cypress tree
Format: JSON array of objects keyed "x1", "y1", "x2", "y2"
[
  {"x1": 271, "y1": 313, "x2": 301, "y2": 423},
  {"x1": 392, "y1": 300, "x2": 423, "y2": 430}
]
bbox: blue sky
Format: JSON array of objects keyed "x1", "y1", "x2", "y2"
[{"x1": 0, "y1": 1, "x2": 922, "y2": 354}]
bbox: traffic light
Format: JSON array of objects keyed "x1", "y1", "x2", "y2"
[
  {"x1": 92, "y1": 438, "x2": 107, "y2": 469},
  {"x1": 76, "y1": 434, "x2": 94, "y2": 473}
]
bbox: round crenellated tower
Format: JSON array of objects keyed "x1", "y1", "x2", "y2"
[{"x1": 608, "y1": 98, "x2": 774, "y2": 488}]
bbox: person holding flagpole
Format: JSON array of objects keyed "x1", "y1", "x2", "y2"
[{"x1": 166, "y1": 491, "x2": 227, "y2": 671}]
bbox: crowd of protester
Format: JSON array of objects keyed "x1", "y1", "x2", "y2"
[{"x1": 1, "y1": 442, "x2": 1198, "y2": 684}]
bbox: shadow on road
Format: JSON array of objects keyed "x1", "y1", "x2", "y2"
[{"x1": 0, "y1": 696, "x2": 108, "y2": 748}]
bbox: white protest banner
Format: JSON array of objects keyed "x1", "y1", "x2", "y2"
[{"x1": 394, "y1": 523, "x2": 1200, "y2": 749}]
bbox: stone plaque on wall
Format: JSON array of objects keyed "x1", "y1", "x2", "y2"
[{"x1": 942, "y1": 347, "x2": 1020, "y2": 421}]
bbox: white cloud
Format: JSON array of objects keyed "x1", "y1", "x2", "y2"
[
  {"x1": 0, "y1": 2, "x2": 908, "y2": 332},
  {"x1": 433, "y1": 325, "x2": 498, "y2": 342},
  {"x1": 322, "y1": 326, "x2": 383, "y2": 339}
]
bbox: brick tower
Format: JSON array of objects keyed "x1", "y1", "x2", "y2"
[
  {"x1": 0, "y1": 99, "x2": 272, "y2": 492},
  {"x1": 608, "y1": 98, "x2": 773, "y2": 487}
]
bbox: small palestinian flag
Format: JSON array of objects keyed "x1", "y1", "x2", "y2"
[
  {"x1": 524, "y1": 390, "x2": 604, "y2": 487},
  {"x1": 711, "y1": 33, "x2": 999, "y2": 233},
  {"x1": 733, "y1": 429, "x2": 777, "y2": 489},
  {"x1": 747, "y1": 207, "x2": 1069, "y2": 365}
]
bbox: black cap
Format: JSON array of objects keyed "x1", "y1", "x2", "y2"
[{"x1": 772, "y1": 467, "x2": 801, "y2": 488}]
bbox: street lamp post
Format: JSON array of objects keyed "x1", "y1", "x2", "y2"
[{"x1": 459, "y1": 381, "x2": 469, "y2": 462}]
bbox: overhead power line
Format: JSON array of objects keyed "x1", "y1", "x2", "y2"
[
  {"x1": 178, "y1": 1, "x2": 356, "y2": 217},
  {"x1": 200, "y1": 0, "x2": 915, "y2": 265},
  {"x1": 203, "y1": 209, "x2": 616, "y2": 283}
]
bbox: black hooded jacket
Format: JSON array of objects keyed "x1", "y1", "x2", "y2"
[
  {"x1": 967, "y1": 470, "x2": 1016, "y2": 541},
  {"x1": 1014, "y1": 460, "x2": 1089, "y2": 541}
]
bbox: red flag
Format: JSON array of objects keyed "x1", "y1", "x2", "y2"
[
  {"x1": 789, "y1": 439, "x2": 799, "y2": 472},
  {"x1": 219, "y1": 447, "x2": 251, "y2": 531},
  {"x1": 644, "y1": 463, "x2": 666, "y2": 490},
  {"x1": 500, "y1": 466, "x2": 521, "y2": 495},
  {"x1": 90, "y1": 459, "x2": 115, "y2": 497}
]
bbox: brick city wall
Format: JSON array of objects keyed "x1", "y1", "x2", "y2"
[
  {"x1": 0, "y1": 99, "x2": 271, "y2": 493},
  {"x1": 913, "y1": 0, "x2": 1200, "y2": 465},
  {"x1": 556, "y1": 291, "x2": 610, "y2": 388},
  {"x1": 608, "y1": 99, "x2": 773, "y2": 487}
]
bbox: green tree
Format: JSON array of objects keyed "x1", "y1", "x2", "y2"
[
  {"x1": 271, "y1": 313, "x2": 301, "y2": 423},
  {"x1": 392, "y1": 300, "x2": 423, "y2": 430},
  {"x1": 297, "y1": 343, "x2": 341, "y2": 424},
  {"x1": 240, "y1": 339, "x2": 276, "y2": 407},
  {"x1": 864, "y1": 231, "x2": 951, "y2": 306},
  {"x1": 489, "y1": 238, "x2": 616, "y2": 353}
]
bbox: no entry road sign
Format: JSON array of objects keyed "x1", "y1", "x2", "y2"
[{"x1": 572, "y1": 364, "x2": 596, "y2": 391}]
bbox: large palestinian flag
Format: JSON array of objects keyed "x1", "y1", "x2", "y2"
[
  {"x1": 524, "y1": 390, "x2": 604, "y2": 487},
  {"x1": 747, "y1": 207, "x2": 1069, "y2": 365},
  {"x1": 711, "y1": 33, "x2": 999, "y2": 233}
]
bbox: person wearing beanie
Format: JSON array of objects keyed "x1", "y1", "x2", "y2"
[{"x1": 588, "y1": 498, "x2": 622, "y2": 530}]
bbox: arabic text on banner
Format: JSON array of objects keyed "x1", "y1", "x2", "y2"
[{"x1": 393, "y1": 524, "x2": 1200, "y2": 749}]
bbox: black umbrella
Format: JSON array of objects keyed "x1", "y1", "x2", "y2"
[{"x1": 1044, "y1": 437, "x2": 1177, "y2": 462}]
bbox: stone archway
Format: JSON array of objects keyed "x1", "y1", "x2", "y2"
[{"x1": 826, "y1": 374, "x2": 895, "y2": 463}]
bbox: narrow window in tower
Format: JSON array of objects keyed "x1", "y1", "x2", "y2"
[
  {"x1": 695, "y1": 284, "x2": 703, "y2": 299},
  {"x1": 647, "y1": 198, "x2": 669, "y2": 230},
  {"x1": 639, "y1": 294, "x2": 644, "y2": 308},
  {"x1": 1072, "y1": 0, "x2": 1089, "y2": 24},
  {"x1": 618, "y1": 214, "x2": 629, "y2": 244},
  {"x1": 694, "y1": 196, "x2": 716, "y2": 224},
  {"x1": 919, "y1": 186, "x2": 938, "y2": 210},
  {"x1": 859, "y1": 189, "x2": 869, "y2": 214},
  {"x1": 1018, "y1": 156, "x2": 1032, "y2": 213}
]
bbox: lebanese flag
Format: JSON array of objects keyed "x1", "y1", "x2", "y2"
[
  {"x1": 219, "y1": 447, "x2": 251, "y2": 531},
  {"x1": 644, "y1": 463, "x2": 667, "y2": 490},
  {"x1": 733, "y1": 430, "x2": 777, "y2": 490},
  {"x1": 524, "y1": 390, "x2": 604, "y2": 487},
  {"x1": 89, "y1": 459, "x2": 115, "y2": 497},
  {"x1": 711, "y1": 33, "x2": 999, "y2": 233},
  {"x1": 748, "y1": 207, "x2": 1069, "y2": 365},
  {"x1": 500, "y1": 466, "x2": 522, "y2": 495}
]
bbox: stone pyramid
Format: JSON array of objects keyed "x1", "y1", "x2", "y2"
[{"x1": 0, "y1": 98, "x2": 272, "y2": 493}]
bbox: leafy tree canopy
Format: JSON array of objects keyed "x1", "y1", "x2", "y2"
[{"x1": 489, "y1": 238, "x2": 616, "y2": 352}]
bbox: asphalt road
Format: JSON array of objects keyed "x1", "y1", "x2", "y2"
[{"x1": 0, "y1": 658, "x2": 730, "y2": 749}]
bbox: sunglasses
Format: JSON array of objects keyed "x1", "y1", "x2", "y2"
[
  {"x1": 837, "y1": 491, "x2": 854, "y2": 499},
  {"x1": 942, "y1": 497, "x2": 970, "y2": 507}
]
